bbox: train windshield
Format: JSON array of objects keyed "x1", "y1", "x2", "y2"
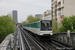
[{"x1": 41, "y1": 20, "x2": 52, "y2": 31}]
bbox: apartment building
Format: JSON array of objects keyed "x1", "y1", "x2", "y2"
[
  {"x1": 43, "y1": 10, "x2": 51, "y2": 17},
  {"x1": 51, "y1": 0, "x2": 75, "y2": 24},
  {"x1": 42, "y1": 10, "x2": 52, "y2": 20},
  {"x1": 42, "y1": 15, "x2": 52, "y2": 20},
  {"x1": 35, "y1": 14, "x2": 42, "y2": 19}
]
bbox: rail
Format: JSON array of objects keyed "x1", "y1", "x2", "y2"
[{"x1": 20, "y1": 27, "x2": 45, "y2": 50}]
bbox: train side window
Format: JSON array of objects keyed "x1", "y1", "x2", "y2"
[
  {"x1": 38, "y1": 22, "x2": 40, "y2": 28},
  {"x1": 50, "y1": 21, "x2": 52, "y2": 27},
  {"x1": 36, "y1": 23, "x2": 38, "y2": 28}
]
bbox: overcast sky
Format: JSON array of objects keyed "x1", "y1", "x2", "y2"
[{"x1": 0, "y1": 0, "x2": 51, "y2": 23}]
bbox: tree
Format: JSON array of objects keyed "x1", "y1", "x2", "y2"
[
  {"x1": 0, "y1": 15, "x2": 15, "y2": 43},
  {"x1": 23, "y1": 21, "x2": 27, "y2": 24},
  {"x1": 59, "y1": 15, "x2": 75, "y2": 32},
  {"x1": 52, "y1": 19, "x2": 59, "y2": 34},
  {"x1": 33, "y1": 17, "x2": 41, "y2": 22},
  {"x1": 70, "y1": 15, "x2": 75, "y2": 29},
  {"x1": 59, "y1": 26, "x2": 66, "y2": 32},
  {"x1": 7, "y1": 14, "x2": 16, "y2": 24},
  {"x1": 27, "y1": 15, "x2": 34, "y2": 23},
  {"x1": 26, "y1": 15, "x2": 40, "y2": 23},
  {"x1": 62, "y1": 17, "x2": 72, "y2": 31}
]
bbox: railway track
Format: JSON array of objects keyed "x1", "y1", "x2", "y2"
[
  {"x1": 39, "y1": 41, "x2": 73, "y2": 50},
  {"x1": 20, "y1": 27, "x2": 74, "y2": 50},
  {"x1": 51, "y1": 39, "x2": 74, "y2": 50},
  {"x1": 21, "y1": 30, "x2": 31, "y2": 50},
  {"x1": 51, "y1": 41, "x2": 69, "y2": 50},
  {"x1": 20, "y1": 27, "x2": 48, "y2": 50}
]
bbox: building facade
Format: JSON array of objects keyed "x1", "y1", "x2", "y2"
[
  {"x1": 42, "y1": 10, "x2": 52, "y2": 20},
  {"x1": 51, "y1": 0, "x2": 75, "y2": 24},
  {"x1": 35, "y1": 14, "x2": 42, "y2": 19},
  {"x1": 12, "y1": 10, "x2": 18, "y2": 23},
  {"x1": 42, "y1": 15, "x2": 52, "y2": 20},
  {"x1": 43, "y1": 10, "x2": 51, "y2": 17}
]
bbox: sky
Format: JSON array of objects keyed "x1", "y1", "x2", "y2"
[{"x1": 0, "y1": 0, "x2": 51, "y2": 23}]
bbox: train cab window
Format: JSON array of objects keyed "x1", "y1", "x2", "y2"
[
  {"x1": 41, "y1": 20, "x2": 52, "y2": 31},
  {"x1": 42, "y1": 23, "x2": 45, "y2": 27},
  {"x1": 47, "y1": 23, "x2": 49, "y2": 27}
]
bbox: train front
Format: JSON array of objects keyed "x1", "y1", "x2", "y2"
[{"x1": 39, "y1": 20, "x2": 52, "y2": 41}]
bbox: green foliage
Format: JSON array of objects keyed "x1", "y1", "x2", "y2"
[
  {"x1": 58, "y1": 26, "x2": 66, "y2": 32},
  {"x1": 0, "y1": 15, "x2": 15, "y2": 43},
  {"x1": 27, "y1": 15, "x2": 34, "y2": 23},
  {"x1": 28, "y1": 15, "x2": 40, "y2": 23},
  {"x1": 23, "y1": 21, "x2": 27, "y2": 24},
  {"x1": 7, "y1": 14, "x2": 16, "y2": 24},
  {"x1": 70, "y1": 15, "x2": 75, "y2": 29},
  {"x1": 61, "y1": 17, "x2": 72, "y2": 31},
  {"x1": 59, "y1": 15, "x2": 75, "y2": 32},
  {"x1": 52, "y1": 19, "x2": 59, "y2": 34},
  {"x1": 72, "y1": 29, "x2": 75, "y2": 32},
  {"x1": 33, "y1": 17, "x2": 40, "y2": 22},
  {"x1": 23, "y1": 15, "x2": 40, "y2": 24}
]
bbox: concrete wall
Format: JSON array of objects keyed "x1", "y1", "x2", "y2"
[{"x1": 64, "y1": 0, "x2": 75, "y2": 17}]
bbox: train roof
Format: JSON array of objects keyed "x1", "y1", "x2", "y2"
[{"x1": 23, "y1": 20, "x2": 52, "y2": 25}]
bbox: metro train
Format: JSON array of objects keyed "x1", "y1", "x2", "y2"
[{"x1": 23, "y1": 20, "x2": 52, "y2": 41}]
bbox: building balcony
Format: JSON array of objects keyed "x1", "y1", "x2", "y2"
[
  {"x1": 55, "y1": 15, "x2": 57, "y2": 18},
  {"x1": 53, "y1": 5, "x2": 55, "y2": 7},
  {"x1": 61, "y1": 12, "x2": 64, "y2": 15},
  {"x1": 57, "y1": 11, "x2": 61, "y2": 13},
  {"x1": 52, "y1": 0, "x2": 57, "y2": 4},
  {"x1": 57, "y1": 5, "x2": 61, "y2": 9},
  {"x1": 57, "y1": 5, "x2": 64, "y2": 9},
  {"x1": 57, "y1": 2, "x2": 61, "y2": 6},
  {"x1": 51, "y1": 6, "x2": 53, "y2": 8},
  {"x1": 61, "y1": 4, "x2": 64, "y2": 8},
  {"x1": 58, "y1": 13, "x2": 61, "y2": 16},
  {"x1": 53, "y1": 9, "x2": 55, "y2": 11},
  {"x1": 60, "y1": 15, "x2": 64, "y2": 18},
  {"x1": 55, "y1": 2, "x2": 57, "y2": 5},
  {"x1": 53, "y1": 13, "x2": 55, "y2": 15},
  {"x1": 42, "y1": 15, "x2": 52, "y2": 20},
  {"x1": 61, "y1": 0, "x2": 64, "y2": 7},
  {"x1": 57, "y1": 0, "x2": 61, "y2": 3},
  {"x1": 55, "y1": 7, "x2": 57, "y2": 9}
]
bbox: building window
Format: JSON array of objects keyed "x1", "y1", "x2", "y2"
[
  {"x1": 62, "y1": 8, "x2": 64, "y2": 11},
  {"x1": 58, "y1": 13, "x2": 61, "y2": 16},
  {"x1": 61, "y1": 18, "x2": 63, "y2": 20},
  {"x1": 62, "y1": 8, "x2": 64, "y2": 15},
  {"x1": 57, "y1": 2, "x2": 61, "y2": 6},
  {"x1": 52, "y1": 0, "x2": 53, "y2": 2},
  {"x1": 63, "y1": 0, "x2": 64, "y2": 4}
]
